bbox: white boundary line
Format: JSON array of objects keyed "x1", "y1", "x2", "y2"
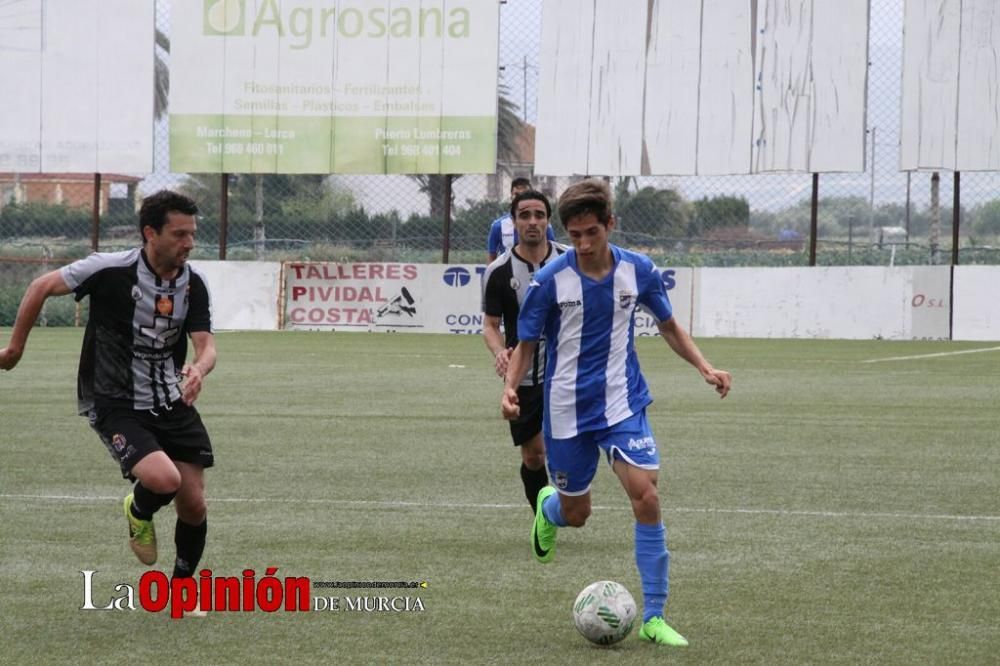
[
  {"x1": 1, "y1": 493, "x2": 998, "y2": 522},
  {"x1": 861, "y1": 345, "x2": 1000, "y2": 363}
]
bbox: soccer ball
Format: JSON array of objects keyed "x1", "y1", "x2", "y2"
[{"x1": 572, "y1": 580, "x2": 637, "y2": 646}]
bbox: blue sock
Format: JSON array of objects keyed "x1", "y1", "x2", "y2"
[
  {"x1": 541, "y1": 491, "x2": 568, "y2": 527},
  {"x1": 635, "y1": 521, "x2": 669, "y2": 623}
]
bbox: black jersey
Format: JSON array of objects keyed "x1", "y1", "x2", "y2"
[
  {"x1": 61, "y1": 248, "x2": 213, "y2": 413},
  {"x1": 482, "y1": 242, "x2": 566, "y2": 387}
]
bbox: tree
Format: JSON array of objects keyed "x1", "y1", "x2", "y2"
[
  {"x1": 411, "y1": 84, "x2": 525, "y2": 220},
  {"x1": 690, "y1": 195, "x2": 750, "y2": 236},
  {"x1": 154, "y1": 29, "x2": 169, "y2": 120},
  {"x1": 614, "y1": 186, "x2": 690, "y2": 238},
  {"x1": 972, "y1": 199, "x2": 1000, "y2": 236},
  {"x1": 176, "y1": 173, "x2": 355, "y2": 245}
]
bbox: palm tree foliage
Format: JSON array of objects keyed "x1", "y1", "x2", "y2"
[{"x1": 412, "y1": 83, "x2": 526, "y2": 220}]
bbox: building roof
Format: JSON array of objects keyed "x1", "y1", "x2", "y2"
[{"x1": 0, "y1": 172, "x2": 143, "y2": 184}]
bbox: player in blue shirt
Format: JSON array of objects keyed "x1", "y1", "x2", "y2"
[
  {"x1": 502, "y1": 179, "x2": 731, "y2": 648},
  {"x1": 487, "y1": 177, "x2": 557, "y2": 262}
]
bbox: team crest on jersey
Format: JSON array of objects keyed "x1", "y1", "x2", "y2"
[
  {"x1": 553, "y1": 470, "x2": 568, "y2": 489},
  {"x1": 510, "y1": 277, "x2": 520, "y2": 290},
  {"x1": 617, "y1": 290, "x2": 636, "y2": 310},
  {"x1": 111, "y1": 434, "x2": 127, "y2": 452},
  {"x1": 155, "y1": 295, "x2": 174, "y2": 316},
  {"x1": 131, "y1": 285, "x2": 142, "y2": 301}
]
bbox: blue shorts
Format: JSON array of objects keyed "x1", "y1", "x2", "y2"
[{"x1": 544, "y1": 409, "x2": 659, "y2": 495}]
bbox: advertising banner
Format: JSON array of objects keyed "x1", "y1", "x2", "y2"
[
  {"x1": 283, "y1": 261, "x2": 693, "y2": 335},
  {"x1": 0, "y1": 0, "x2": 154, "y2": 173},
  {"x1": 284, "y1": 261, "x2": 453, "y2": 332},
  {"x1": 170, "y1": 0, "x2": 499, "y2": 174}
]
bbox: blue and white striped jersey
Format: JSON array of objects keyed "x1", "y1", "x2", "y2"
[{"x1": 517, "y1": 245, "x2": 672, "y2": 439}]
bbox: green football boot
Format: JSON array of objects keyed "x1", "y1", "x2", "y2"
[
  {"x1": 531, "y1": 486, "x2": 558, "y2": 563},
  {"x1": 123, "y1": 493, "x2": 157, "y2": 565},
  {"x1": 639, "y1": 616, "x2": 688, "y2": 647}
]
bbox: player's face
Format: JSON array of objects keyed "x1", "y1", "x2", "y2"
[
  {"x1": 145, "y1": 212, "x2": 196, "y2": 275},
  {"x1": 565, "y1": 213, "x2": 615, "y2": 264},
  {"x1": 513, "y1": 199, "x2": 549, "y2": 247},
  {"x1": 511, "y1": 184, "x2": 530, "y2": 198}
]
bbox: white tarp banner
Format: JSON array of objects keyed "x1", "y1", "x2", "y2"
[
  {"x1": 169, "y1": 0, "x2": 498, "y2": 174},
  {"x1": 0, "y1": 0, "x2": 154, "y2": 173},
  {"x1": 751, "y1": 0, "x2": 869, "y2": 173},
  {"x1": 535, "y1": 0, "x2": 868, "y2": 176},
  {"x1": 901, "y1": 0, "x2": 1000, "y2": 171}
]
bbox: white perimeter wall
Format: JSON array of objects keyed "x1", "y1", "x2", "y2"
[
  {"x1": 189, "y1": 260, "x2": 281, "y2": 331},
  {"x1": 192, "y1": 261, "x2": 998, "y2": 341},
  {"x1": 692, "y1": 266, "x2": 951, "y2": 340},
  {"x1": 953, "y1": 266, "x2": 1000, "y2": 341}
]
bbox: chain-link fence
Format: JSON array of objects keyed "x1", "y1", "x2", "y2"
[{"x1": 4, "y1": 0, "x2": 1000, "y2": 324}]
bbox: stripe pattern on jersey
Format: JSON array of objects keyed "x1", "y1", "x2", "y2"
[
  {"x1": 519, "y1": 245, "x2": 672, "y2": 439},
  {"x1": 61, "y1": 248, "x2": 213, "y2": 413},
  {"x1": 482, "y1": 243, "x2": 565, "y2": 386}
]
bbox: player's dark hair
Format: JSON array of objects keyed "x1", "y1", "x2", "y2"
[
  {"x1": 557, "y1": 179, "x2": 612, "y2": 229},
  {"x1": 138, "y1": 190, "x2": 199, "y2": 241},
  {"x1": 510, "y1": 177, "x2": 532, "y2": 193},
  {"x1": 510, "y1": 190, "x2": 551, "y2": 220}
]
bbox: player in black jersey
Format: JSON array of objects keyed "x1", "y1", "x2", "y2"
[
  {"x1": 1, "y1": 190, "x2": 216, "y2": 582},
  {"x1": 482, "y1": 190, "x2": 565, "y2": 512}
]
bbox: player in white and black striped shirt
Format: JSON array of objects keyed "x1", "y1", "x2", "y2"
[
  {"x1": 0, "y1": 190, "x2": 216, "y2": 584},
  {"x1": 482, "y1": 190, "x2": 565, "y2": 512}
]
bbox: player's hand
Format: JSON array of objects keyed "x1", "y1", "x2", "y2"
[
  {"x1": 494, "y1": 348, "x2": 512, "y2": 378},
  {"x1": 0, "y1": 346, "x2": 22, "y2": 371},
  {"x1": 179, "y1": 364, "x2": 205, "y2": 405},
  {"x1": 703, "y1": 368, "x2": 732, "y2": 398},
  {"x1": 501, "y1": 386, "x2": 520, "y2": 420}
]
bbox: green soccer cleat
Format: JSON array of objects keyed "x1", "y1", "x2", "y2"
[
  {"x1": 123, "y1": 493, "x2": 157, "y2": 565},
  {"x1": 639, "y1": 616, "x2": 689, "y2": 647},
  {"x1": 531, "y1": 486, "x2": 558, "y2": 563}
]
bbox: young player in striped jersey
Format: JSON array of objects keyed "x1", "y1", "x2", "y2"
[
  {"x1": 482, "y1": 190, "x2": 565, "y2": 512},
  {"x1": 1, "y1": 191, "x2": 216, "y2": 587},
  {"x1": 501, "y1": 179, "x2": 732, "y2": 647}
]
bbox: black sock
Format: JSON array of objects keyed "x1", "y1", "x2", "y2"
[
  {"x1": 173, "y1": 518, "x2": 208, "y2": 578},
  {"x1": 520, "y1": 463, "x2": 549, "y2": 512},
  {"x1": 131, "y1": 483, "x2": 177, "y2": 521}
]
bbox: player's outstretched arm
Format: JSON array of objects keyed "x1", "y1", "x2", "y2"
[
  {"x1": 180, "y1": 331, "x2": 216, "y2": 405},
  {"x1": 501, "y1": 340, "x2": 537, "y2": 419},
  {"x1": 0, "y1": 270, "x2": 72, "y2": 371},
  {"x1": 657, "y1": 317, "x2": 731, "y2": 398}
]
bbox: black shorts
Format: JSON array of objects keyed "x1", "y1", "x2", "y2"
[
  {"x1": 88, "y1": 400, "x2": 214, "y2": 480},
  {"x1": 509, "y1": 384, "x2": 544, "y2": 446}
]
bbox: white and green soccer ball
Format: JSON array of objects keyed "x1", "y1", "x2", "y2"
[{"x1": 572, "y1": 580, "x2": 637, "y2": 646}]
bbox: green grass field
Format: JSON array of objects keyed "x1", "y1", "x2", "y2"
[{"x1": 1, "y1": 329, "x2": 998, "y2": 664}]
